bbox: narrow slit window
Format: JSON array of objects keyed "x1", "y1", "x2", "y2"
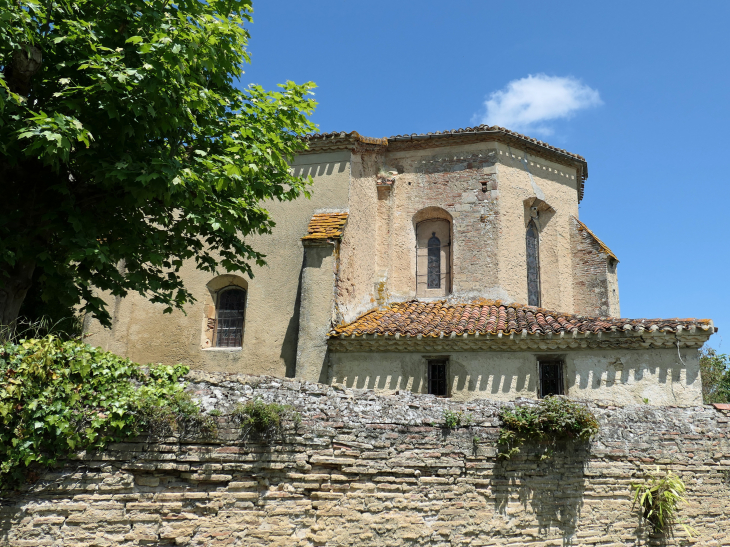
[
  {"x1": 526, "y1": 220, "x2": 541, "y2": 306},
  {"x1": 539, "y1": 361, "x2": 564, "y2": 398},
  {"x1": 428, "y1": 359, "x2": 448, "y2": 396},
  {"x1": 427, "y1": 232, "x2": 441, "y2": 289},
  {"x1": 215, "y1": 288, "x2": 246, "y2": 347}
]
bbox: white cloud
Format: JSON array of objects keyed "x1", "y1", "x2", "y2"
[{"x1": 475, "y1": 74, "x2": 602, "y2": 136}]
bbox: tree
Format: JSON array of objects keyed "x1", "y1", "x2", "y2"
[
  {"x1": 699, "y1": 346, "x2": 730, "y2": 404},
  {"x1": 0, "y1": 0, "x2": 317, "y2": 328}
]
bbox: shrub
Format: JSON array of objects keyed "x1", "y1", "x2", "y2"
[
  {"x1": 233, "y1": 398, "x2": 300, "y2": 441},
  {"x1": 442, "y1": 408, "x2": 473, "y2": 429},
  {"x1": 498, "y1": 396, "x2": 599, "y2": 459},
  {"x1": 631, "y1": 467, "x2": 696, "y2": 537},
  {"x1": 0, "y1": 335, "x2": 201, "y2": 490}
]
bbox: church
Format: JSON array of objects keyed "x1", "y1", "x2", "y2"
[{"x1": 85, "y1": 125, "x2": 714, "y2": 405}]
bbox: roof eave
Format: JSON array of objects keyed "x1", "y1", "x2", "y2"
[{"x1": 328, "y1": 327, "x2": 713, "y2": 353}]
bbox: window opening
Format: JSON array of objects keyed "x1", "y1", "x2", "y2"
[
  {"x1": 415, "y1": 218, "x2": 451, "y2": 296},
  {"x1": 215, "y1": 288, "x2": 246, "y2": 347},
  {"x1": 428, "y1": 359, "x2": 448, "y2": 396},
  {"x1": 427, "y1": 233, "x2": 441, "y2": 289},
  {"x1": 526, "y1": 220, "x2": 541, "y2": 306},
  {"x1": 539, "y1": 361, "x2": 564, "y2": 398}
]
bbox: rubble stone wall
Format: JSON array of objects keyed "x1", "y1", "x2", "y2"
[
  {"x1": 570, "y1": 217, "x2": 618, "y2": 317},
  {"x1": 2, "y1": 372, "x2": 729, "y2": 547}
]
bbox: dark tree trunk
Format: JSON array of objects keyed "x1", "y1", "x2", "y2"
[{"x1": 0, "y1": 261, "x2": 36, "y2": 331}]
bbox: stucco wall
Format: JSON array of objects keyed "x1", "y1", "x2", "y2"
[
  {"x1": 2, "y1": 372, "x2": 728, "y2": 547},
  {"x1": 492, "y1": 144, "x2": 579, "y2": 312},
  {"x1": 335, "y1": 142, "x2": 581, "y2": 325},
  {"x1": 328, "y1": 347, "x2": 702, "y2": 405},
  {"x1": 296, "y1": 242, "x2": 338, "y2": 383},
  {"x1": 84, "y1": 151, "x2": 351, "y2": 377}
]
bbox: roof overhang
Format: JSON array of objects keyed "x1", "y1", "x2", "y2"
[{"x1": 328, "y1": 327, "x2": 712, "y2": 353}]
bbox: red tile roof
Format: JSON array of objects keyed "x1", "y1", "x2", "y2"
[
  {"x1": 330, "y1": 300, "x2": 711, "y2": 338},
  {"x1": 302, "y1": 212, "x2": 348, "y2": 241}
]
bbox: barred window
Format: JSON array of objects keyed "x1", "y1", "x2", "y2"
[
  {"x1": 526, "y1": 220, "x2": 541, "y2": 307},
  {"x1": 539, "y1": 361, "x2": 564, "y2": 398},
  {"x1": 428, "y1": 359, "x2": 448, "y2": 396},
  {"x1": 427, "y1": 233, "x2": 441, "y2": 289},
  {"x1": 215, "y1": 288, "x2": 246, "y2": 348}
]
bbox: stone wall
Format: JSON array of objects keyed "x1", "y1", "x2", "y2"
[
  {"x1": 571, "y1": 217, "x2": 618, "y2": 317},
  {"x1": 2, "y1": 372, "x2": 729, "y2": 547}
]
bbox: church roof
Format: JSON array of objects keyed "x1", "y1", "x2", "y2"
[
  {"x1": 329, "y1": 300, "x2": 712, "y2": 339},
  {"x1": 301, "y1": 212, "x2": 348, "y2": 241}
]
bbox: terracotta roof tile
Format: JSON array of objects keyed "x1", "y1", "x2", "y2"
[
  {"x1": 573, "y1": 217, "x2": 619, "y2": 262},
  {"x1": 302, "y1": 212, "x2": 348, "y2": 241},
  {"x1": 330, "y1": 300, "x2": 711, "y2": 338}
]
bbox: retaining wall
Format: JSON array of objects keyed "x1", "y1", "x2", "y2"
[{"x1": 1, "y1": 371, "x2": 729, "y2": 546}]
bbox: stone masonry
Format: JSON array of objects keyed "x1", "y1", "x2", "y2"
[
  {"x1": 570, "y1": 217, "x2": 619, "y2": 317},
  {"x1": 1, "y1": 372, "x2": 729, "y2": 546}
]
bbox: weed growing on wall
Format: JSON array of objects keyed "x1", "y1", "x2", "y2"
[
  {"x1": 442, "y1": 409, "x2": 473, "y2": 429},
  {"x1": 631, "y1": 467, "x2": 696, "y2": 538},
  {"x1": 0, "y1": 335, "x2": 203, "y2": 490},
  {"x1": 233, "y1": 398, "x2": 301, "y2": 442},
  {"x1": 497, "y1": 396, "x2": 599, "y2": 460}
]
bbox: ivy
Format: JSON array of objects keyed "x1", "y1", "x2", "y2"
[
  {"x1": 0, "y1": 335, "x2": 202, "y2": 490},
  {"x1": 498, "y1": 396, "x2": 599, "y2": 460}
]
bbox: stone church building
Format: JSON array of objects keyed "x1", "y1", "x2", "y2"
[{"x1": 85, "y1": 125, "x2": 714, "y2": 405}]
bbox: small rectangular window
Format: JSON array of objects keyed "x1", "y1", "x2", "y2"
[
  {"x1": 539, "y1": 361, "x2": 564, "y2": 398},
  {"x1": 428, "y1": 359, "x2": 448, "y2": 396}
]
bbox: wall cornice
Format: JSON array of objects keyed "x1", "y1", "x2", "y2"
[{"x1": 328, "y1": 329, "x2": 711, "y2": 353}]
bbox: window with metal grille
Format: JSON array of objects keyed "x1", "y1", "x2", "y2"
[
  {"x1": 539, "y1": 361, "x2": 564, "y2": 398},
  {"x1": 428, "y1": 359, "x2": 448, "y2": 397},
  {"x1": 526, "y1": 220, "x2": 541, "y2": 307},
  {"x1": 215, "y1": 288, "x2": 246, "y2": 348},
  {"x1": 427, "y1": 233, "x2": 441, "y2": 289}
]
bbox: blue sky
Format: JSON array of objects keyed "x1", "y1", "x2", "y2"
[{"x1": 243, "y1": 0, "x2": 730, "y2": 349}]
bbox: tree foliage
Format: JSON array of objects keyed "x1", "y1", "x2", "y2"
[
  {"x1": 0, "y1": 335, "x2": 207, "y2": 490},
  {"x1": 0, "y1": 0, "x2": 317, "y2": 326},
  {"x1": 699, "y1": 346, "x2": 730, "y2": 404}
]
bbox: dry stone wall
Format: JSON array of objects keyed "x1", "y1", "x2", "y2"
[{"x1": 1, "y1": 371, "x2": 729, "y2": 547}]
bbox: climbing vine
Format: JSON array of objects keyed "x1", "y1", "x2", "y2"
[
  {"x1": 0, "y1": 335, "x2": 207, "y2": 490},
  {"x1": 498, "y1": 396, "x2": 599, "y2": 460}
]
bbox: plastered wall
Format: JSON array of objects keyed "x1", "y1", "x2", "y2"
[
  {"x1": 84, "y1": 151, "x2": 351, "y2": 378},
  {"x1": 2, "y1": 372, "x2": 728, "y2": 547},
  {"x1": 328, "y1": 347, "x2": 702, "y2": 406},
  {"x1": 336, "y1": 142, "x2": 581, "y2": 324}
]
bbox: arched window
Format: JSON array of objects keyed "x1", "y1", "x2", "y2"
[
  {"x1": 526, "y1": 220, "x2": 540, "y2": 307},
  {"x1": 215, "y1": 287, "x2": 246, "y2": 347},
  {"x1": 416, "y1": 217, "x2": 451, "y2": 297},
  {"x1": 427, "y1": 232, "x2": 441, "y2": 289}
]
